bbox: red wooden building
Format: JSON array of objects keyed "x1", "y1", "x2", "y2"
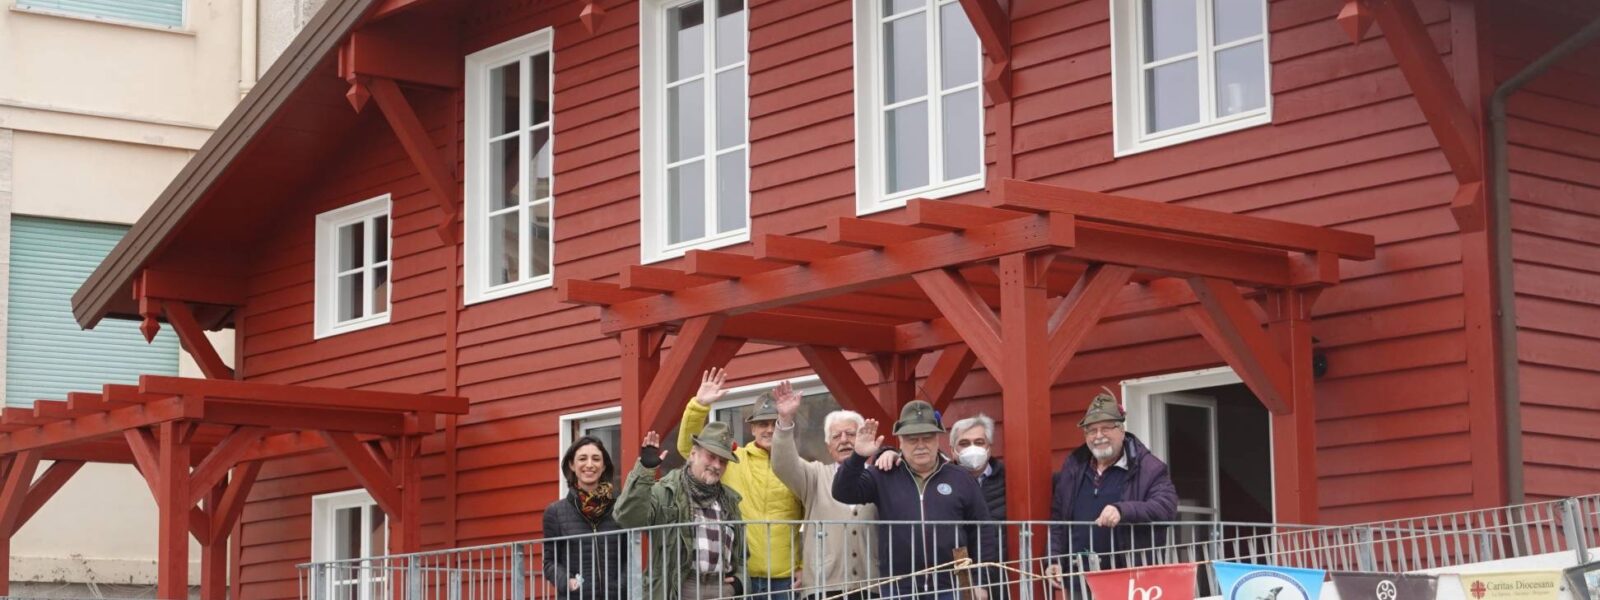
[{"x1": 9, "y1": 0, "x2": 1596, "y2": 597}]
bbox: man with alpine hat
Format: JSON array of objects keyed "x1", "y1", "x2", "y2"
[
  {"x1": 677, "y1": 368, "x2": 805, "y2": 598},
  {"x1": 832, "y1": 400, "x2": 998, "y2": 600},
  {"x1": 1043, "y1": 388, "x2": 1178, "y2": 592},
  {"x1": 616, "y1": 421, "x2": 746, "y2": 600}
]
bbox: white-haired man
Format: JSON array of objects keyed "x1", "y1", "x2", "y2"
[{"x1": 769, "y1": 380, "x2": 879, "y2": 600}]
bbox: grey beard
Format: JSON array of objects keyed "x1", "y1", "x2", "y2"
[{"x1": 1090, "y1": 444, "x2": 1117, "y2": 460}]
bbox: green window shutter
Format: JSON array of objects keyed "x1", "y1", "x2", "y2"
[
  {"x1": 6, "y1": 217, "x2": 180, "y2": 406},
  {"x1": 17, "y1": 0, "x2": 184, "y2": 28}
]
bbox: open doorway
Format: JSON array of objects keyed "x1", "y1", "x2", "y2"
[{"x1": 1122, "y1": 368, "x2": 1274, "y2": 524}]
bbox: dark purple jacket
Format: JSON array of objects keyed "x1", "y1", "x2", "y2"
[{"x1": 1047, "y1": 433, "x2": 1178, "y2": 562}]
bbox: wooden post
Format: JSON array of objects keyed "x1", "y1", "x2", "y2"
[
  {"x1": 619, "y1": 329, "x2": 662, "y2": 467},
  {"x1": 1265, "y1": 290, "x2": 1320, "y2": 523},
  {"x1": 0, "y1": 452, "x2": 42, "y2": 597},
  {"x1": 157, "y1": 421, "x2": 193, "y2": 600},
  {"x1": 873, "y1": 352, "x2": 923, "y2": 415},
  {"x1": 388, "y1": 435, "x2": 423, "y2": 555},
  {"x1": 201, "y1": 479, "x2": 229, "y2": 600},
  {"x1": 998, "y1": 253, "x2": 1054, "y2": 524}
]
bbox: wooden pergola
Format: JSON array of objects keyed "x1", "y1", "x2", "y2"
[
  {"x1": 562, "y1": 178, "x2": 1376, "y2": 528},
  {"x1": 0, "y1": 374, "x2": 467, "y2": 600}
]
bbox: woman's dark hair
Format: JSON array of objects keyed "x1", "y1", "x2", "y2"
[{"x1": 561, "y1": 435, "x2": 616, "y2": 488}]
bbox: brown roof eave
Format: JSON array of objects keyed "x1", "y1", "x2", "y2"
[{"x1": 70, "y1": 0, "x2": 378, "y2": 329}]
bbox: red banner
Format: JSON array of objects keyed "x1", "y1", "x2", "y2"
[{"x1": 1082, "y1": 563, "x2": 1199, "y2": 600}]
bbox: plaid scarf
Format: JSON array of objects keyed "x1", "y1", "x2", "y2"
[
  {"x1": 692, "y1": 501, "x2": 733, "y2": 575},
  {"x1": 572, "y1": 482, "x2": 614, "y2": 526}
]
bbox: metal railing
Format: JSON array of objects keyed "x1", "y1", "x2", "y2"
[{"x1": 298, "y1": 494, "x2": 1600, "y2": 600}]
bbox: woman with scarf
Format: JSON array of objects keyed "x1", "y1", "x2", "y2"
[{"x1": 543, "y1": 436, "x2": 627, "y2": 600}]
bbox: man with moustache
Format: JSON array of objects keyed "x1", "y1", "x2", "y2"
[
  {"x1": 677, "y1": 368, "x2": 805, "y2": 599},
  {"x1": 1043, "y1": 389, "x2": 1178, "y2": 588},
  {"x1": 833, "y1": 400, "x2": 997, "y2": 600},
  {"x1": 616, "y1": 423, "x2": 746, "y2": 600},
  {"x1": 768, "y1": 380, "x2": 879, "y2": 600}
]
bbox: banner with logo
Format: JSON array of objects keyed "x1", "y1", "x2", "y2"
[
  {"x1": 1457, "y1": 571, "x2": 1561, "y2": 600},
  {"x1": 1213, "y1": 562, "x2": 1326, "y2": 600},
  {"x1": 1083, "y1": 563, "x2": 1198, "y2": 600},
  {"x1": 1330, "y1": 572, "x2": 1439, "y2": 600}
]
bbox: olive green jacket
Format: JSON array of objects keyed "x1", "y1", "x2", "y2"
[{"x1": 615, "y1": 460, "x2": 746, "y2": 600}]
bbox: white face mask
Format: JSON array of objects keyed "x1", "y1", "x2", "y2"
[{"x1": 956, "y1": 445, "x2": 989, "y2": 471}]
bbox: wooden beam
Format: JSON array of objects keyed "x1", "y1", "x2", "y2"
[
  {"x1": 797, "y1": 345, "x2": 894, "y2": 426},
  {"x1": 209, "y1": 461, "x2": 261, "y2": 545},
  {"x1": 561, "y1": 279, "x2": 657, "y2": 306},
  {"x1": 998, "y1": 252, "x2": 1054, "y2": 522},
  {"x1": 621, "y1": 266, "x2": 717, "y2": 293},
  {"x1": 685, "y1": 250, "x2": 786, "y2": 280},
  {"x1": 187, "y1": 427, "x2": 267, "y2": 505},
  {"x1": 125, "y1": 427, "x2": 164, "y2": 498},
  {"x1": 1046, "y1": 264, "x2": 1136, "y2": 380},
  {"x1": 139, "y1": 375, "x2": 468, "y2": 414},
  {"x1": 914, "y1": 269, "x2": 1007, "y2": 382},
  {"x1": 755, "y1": 234, "x2": 861, "y2": 265},
  {"x1": 873, "y1": 352, "x2": 923, "y2": 414},
  {"x1": 3, "y1": 408, "x2": 55, "y2": 427},
  {"x1": 11, "y1": 459, "x2": 82, "y2": 534},
  {"x1": 1182, "y1": 278, "x2": 1293, "y2": 414},
  {"x1": 1265, "y1": 289, "x2": 1320, "y2": 522},
  {"x1": 0, "y1": 451, "x2": 42, "y2": 535},
  {"x1": 203, "y1": 401, "x2": 409, "y2": 435},
  {"x1": 156, "y1": 421, "x2": 193, "y2": 600},
  {"x1": 137, "y1": 269, "x2": 246, "y2": 307},
  {"x1": 618, "y1": 329, "x2": 662, "y2": 468},
  {"x1": 1366, "y1": 0, "x2": 1483, "y2": 186},
  {"x1": 828, "y1": 218, "x2": 943, "y2": 249},
  {"x1": 31, "y1": 400, "x2": 70, "y2": 420},
  {"x1": 905, "y1": 199, "x2": 1029, "y2": 231},
  {"x1": 641, "y1": 316, "x2": 729, "y2": 438},
  {"x1": 595, "y1": 213, "x2": 1074, "y2": 333},
  {"x1": 162, "y1": 300, "x2": 234, "y2": 380},
  {"x1": 318, "y1": 431, "x2": 402, "y2": 518},
  {"x1": 721, "y1": 312, "x2": 899, "y2": 353},
  {"x1": 923, "y1": 344, "x2": 978, "y2": 413},
  {"x1": 366, "y1": 77, "x2": 459, "y2": 243},
  {"x1": 996, "y1": 179, "x2": 1376, "y2": 260}
]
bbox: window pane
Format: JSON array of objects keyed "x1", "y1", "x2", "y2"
[
  {"x1": 715, "y1": 0, "x2": 745, "y2": 68},
  {"x1": 716, "y1": 150, "x2": 746, "y2": 233},
  {"x1": 938, "y1": 2, "x2": 980, "y2": 88},
  {"x1": 371, "y1": 217, "x2": 388, "y2": 263},
  {"x1": 885, "y1": 101, "x2": 929, "y2": 194},
  {"x1": 337, "y1": 223, "x2": 363, "y2": 272},
  {"x1": 334, "y1": 507, "x2": 361, "y2": 560},
  {"x1": 1215, "y1": 41, "x2": 1266, "y2": 116},
  {"x1": 490, "y1": 62, "x2": 520, "y2": 135},
  {"x1": 338, "y1": 272, "x2": 364, "y2": 322},
  {"x1": 370, "y1": 266, "x2": 389, "y2": 316},
  {"x1": 715, "y1": 68, "x2": 746, "y2": 150},
  {"x1": 668, "y1": 161, "x2": 706, "y2": 244},
  {"x1": 489, "y1": 212, "x2": 520, "y2": 286},
  {"x1": 1164, "y1": 403, "x2": 1216, "y2": 509},
  {"x1": 941, "y1": 88, "x2": 981, "y2": 180},
  {"x1": 1145, "y1": 59, "x2": 1200, "y2": 133},
  {"x1": 529, "y1": 201, "x2": 552, "y2": 278},
  {"x1": 668, "y1": 2, "x2": 705, "y2": 81},
  {"x1": 883, "y1": 11, "x2": 927, "y2": 104},
  {"x1": 490, "y1": 138, "x2": 521, "y2": 210},
  {"x1": 531, "y1": 53, "x2": 552, "y2": 125},
  {"x1": 669, "y1": 80, "x2": 706, "y2": 162},
  {"x1": 531, "y1": 128, "x2": 553, "y2": 201},
  {"x1": 367, "y1": 509, "x2": 386, "y2": 557},
  {"x1": 1213, "y1": 0, "x2": 1262, "y2": 44},
  {"x1": 1142, "y1": 0, "x2": 1197, "y2": 62},
  {"x1": 883, "y1": 0, "x2": 922, "y2": 16},
  {"x1": 583, "y1": 424, "x2": 622, "y2": 465}
]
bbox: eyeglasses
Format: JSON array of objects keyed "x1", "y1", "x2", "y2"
[{"x1": 1083, "y1": 423, "x2": 1123, "y2": 437}]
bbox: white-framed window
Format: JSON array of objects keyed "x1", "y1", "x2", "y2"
[
  {"x1": 557, "y1": 407, "x2": 623, "y2": 497},
  {"x1": 314, "y1": 195, "x2": 392, "y2": 339},
  {"x1": 1111, "y1": 0, "x2": 1271, "y2": 156},
  {"x1": 854, "y1": 0, "x2": 985, "y2": 215},
  {"x1": 639, "y1": 0, "x2": 750, "y2": 263},
  {"x1": 465, "y1": 28, "x2": 556, "y2": 305},
  {"x1": 310, "y1": 489, "x2": 388, "y2": 600}
]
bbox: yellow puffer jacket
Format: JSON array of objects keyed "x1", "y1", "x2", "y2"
[{"x1": 677, "y1": 399, "x2": 805, "y2": 579}]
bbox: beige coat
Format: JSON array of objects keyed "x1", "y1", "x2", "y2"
[{"x1": 771, "y1": 422, "x2": 880, "y2": 595}]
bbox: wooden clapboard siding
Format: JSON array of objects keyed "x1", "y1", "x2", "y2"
[{"x1": 1495, "y1": 1, "x2": 1600, "y2": 504}]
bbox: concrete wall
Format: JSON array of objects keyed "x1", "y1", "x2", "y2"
[{"x1": 0, "y1": 0, "x2": 253, "y2": 588}]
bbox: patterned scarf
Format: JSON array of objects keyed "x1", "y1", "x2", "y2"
[
  {"x1": 684, "y1": 470, "x2": 722, "y2": 506},
  {"x1": 573, "y1": 482, "x2": 614, "y2": 525}
]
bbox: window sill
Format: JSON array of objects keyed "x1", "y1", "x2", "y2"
[
  {"x1": 10, "y1": 4, "x2": 192, "y2": 34},
  {"x1": 1114, "y1": 112, "x2": 1272, "y2": 157},
  {"x1": 642, "y1": 229, "x2": 751, "y2": 265},
  {"x1": 464, "y1": 275, "x2": 554, "y2": 306},
  {"x1": 856, "y1": 176, "x2": 986, "y2": 217},
  {"x1": 314, "y1": 313, "x2": 392, "y2": 340}
]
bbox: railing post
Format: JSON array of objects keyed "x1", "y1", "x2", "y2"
[
  {"x1": 629, "y1": 530, "x2": 646, "y2": 600},
  {"x1": 1357, "y1": 527, "x2": 1377, "y2": 572},
  {"x1": 1019, "y1": 523, "x2": 1035, "y2": 600},
  {"x1": 407, "y1": 556, "x2": 423, "y2": 600},
  {"x1": 449, "y1": 567, "x2": 462, "y2": 600},
  {"x1": 1562, "y1": 497, "x2": 1588, "y2": 564},
  {"x1": 308, "y1": 565, "x2": 324, "y2": 600},
  {"x1": 512, "y1": 543, "x2": 527, "y2": 600}
]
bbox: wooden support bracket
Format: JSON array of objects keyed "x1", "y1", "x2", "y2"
[
  {"x1": 319, "y1": 431, "x2": 403, "y2": 518},
  {"x1": 798, "y1": 345, "x2": 895, "y2": 427},
  {"x1": 641, "y1": 316, "x2": 731, "y2": 437},
  {"x1": 914, "y1": 269, "x2": 1006, "y2": 382},
  {"x1": 366, "y1": 76, "x2": 461, "y2": 243},
  {"x1": 163, "y1": 300, "x2": 234, "y2": 380},
  {"x1": 1182, "y1": 278, "x2": 1293, "y2": 414},
  {"x1": 1046, "y1": 264, "x2": 1136, "y2": 380}
]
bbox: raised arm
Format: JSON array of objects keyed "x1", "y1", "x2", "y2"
[
  {"x1": 675, "y1": 368, "x2": 728, "y2": 456},
  {"x1": 614, "y1": 432, "x2": 670, "y2": 528},
  {"x1": 770, "y1": 381, "x2": 818, "y2": 503},
  {"x1": 830, "y1": 419, "x2": 883, "y2": 505}
]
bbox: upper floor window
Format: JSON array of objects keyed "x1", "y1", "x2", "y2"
[
  {"x1": 465, "y1": 29, "x2": 556, "y2": 304},
  {"x1": 1112, "y1": 0, "x2": 1271, "y2": 155},
  {"x1": 16, "y1": 0, "x2": 184, "y2": 28},
  {"x1": 640, "y1": 0, "x2": 750, "y2": 263},
  {"x1": 314, "y1": 195, "x2": 392, "y2": 339},
  {"x1": 855, "y1": 0, "x2": 985, "y2": 215}
]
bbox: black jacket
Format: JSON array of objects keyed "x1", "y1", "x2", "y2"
[
  {"x1": 979, "y1": 458, "x2": 1006, "y2": 521},
  {"x1": 542, "y1": 492, "x2": 627, "y2": 600},
  {"x1": 832, "y1": 453, "x2": 999, "y2": 593}
]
